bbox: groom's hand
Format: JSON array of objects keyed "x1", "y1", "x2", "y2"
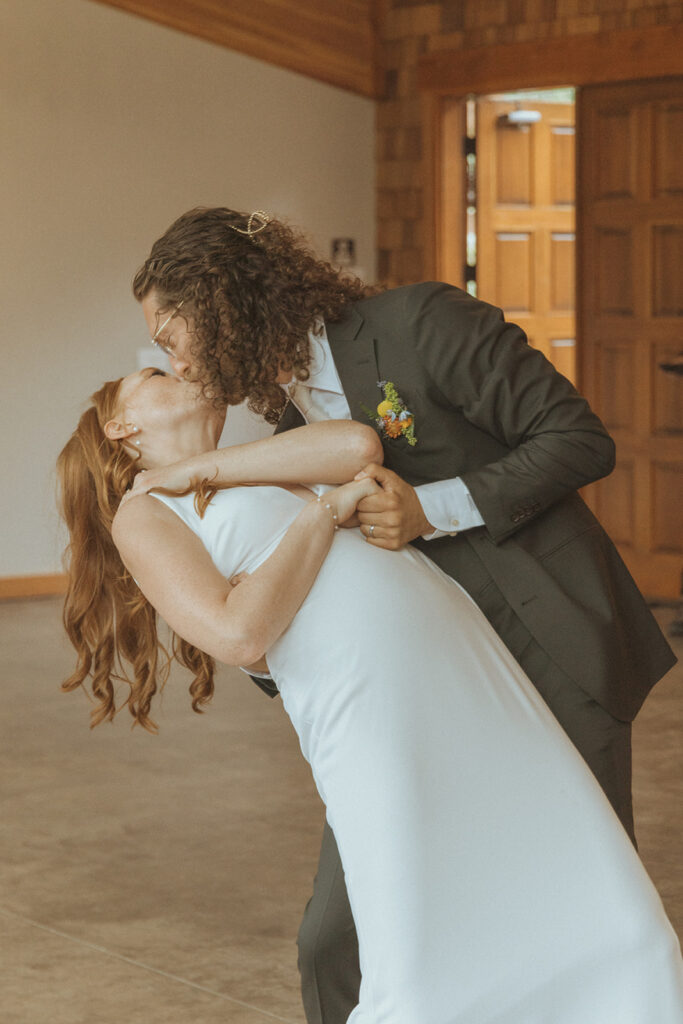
[
  {"x1": 120, "y1": 459, "x2": 198, "y2": 507},
  {"x1": 354, "y1": 464, "x2": 434, "y2": 548}
]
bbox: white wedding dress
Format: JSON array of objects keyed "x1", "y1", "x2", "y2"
[{"x1": 152, "y1": 484, "x2": 683, "y2": 1024}]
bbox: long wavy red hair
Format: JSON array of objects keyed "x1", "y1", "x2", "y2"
[{"x1": 57, "y1": 379, "x2": 215, "y2": 733}]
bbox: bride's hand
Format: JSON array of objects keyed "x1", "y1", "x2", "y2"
[{"x1": 320, "y1": 478, "x2": 381, "y2": 526}]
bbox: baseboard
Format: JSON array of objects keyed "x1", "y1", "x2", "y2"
[{"x1": 0, "y1": 574, "x2": 68, "y2": 600}]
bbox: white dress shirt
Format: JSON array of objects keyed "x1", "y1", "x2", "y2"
[
  {"x1": 244, "y1": 324, "x2": 484, "y2": 681},
  {"x1": 285, "y1": 323, "x2": 485, "y2": 539}
]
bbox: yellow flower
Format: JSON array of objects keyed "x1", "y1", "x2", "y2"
[{"x1": 377, "y1": 399, "x2": 393, "y2": 417}]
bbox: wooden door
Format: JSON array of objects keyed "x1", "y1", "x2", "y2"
[
  {"x1": 477, "y1": 99, "x2": 577, "y2": 383},
  {"x1": 578, "y1": 77, "x2": 683, "y2": 599}
]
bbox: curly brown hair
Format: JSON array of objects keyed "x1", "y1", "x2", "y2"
[
  {"x1": 132, "y1": 208, "x2": 380, "y2": 424},
  {"x1": 57, "y1": 379, "x2": 216, "y2": 733}
]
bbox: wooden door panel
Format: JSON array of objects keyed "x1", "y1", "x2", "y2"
[
  {"x1": 653, "y1": 345, "x2": 683, "y2": 435},
  {"x1": 594, "y1": 228, "x2": 634, "y2": 316},
  {"x1": 477, "y1": 98, "x2": 576, "y2": 384},
  {"x1": 599, "y1": 344, "x2": 634, "y2": 430},
  {"x1": 550, "y1": 125, "x2": 575, "y2": 206},
  {"x1": 550, "y1": 232, "x2": 574, "y2": 311},
  {"x1": 594, "y1": 106, "x2": 639, "y2": 200},
  {"x1": 495, "y1": 233, "x2": 534, "y2": 312},
  {"x1": 652, "y1": 225, "x2": 683, "y2": 316},
  {"x1": 652, "y1": 462, "x2": 683, "y2": 552},
  {"x1": 579, "y1": 77, "x2": 683, "y2": 598},
  {"x1": 652, "y1": 102, "x2": 683, "y2": 197},
  {"x1": 496, "y1": 129, "x2": 533, "y2": 204}
]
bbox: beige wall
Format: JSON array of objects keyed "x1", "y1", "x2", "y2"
[{"x1": 1, "y1": 0, "x2": 376, "y2": 577}]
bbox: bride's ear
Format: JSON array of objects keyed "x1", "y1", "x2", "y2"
[{"x1": 104, "y1": 419, "x2": 129, "y2": 441}]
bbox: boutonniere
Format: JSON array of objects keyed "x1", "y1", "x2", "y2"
[{"x1": 362, "y1": 380, "x2": 417, "y2": 446}]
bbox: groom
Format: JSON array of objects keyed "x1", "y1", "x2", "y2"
[{"x1": 133, "y1": 207, "x2": 676, "y2": 1024}]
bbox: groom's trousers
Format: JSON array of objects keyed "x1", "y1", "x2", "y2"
[{"x1": 296, "y1": 581, "x2": 636, "y2": 1024}]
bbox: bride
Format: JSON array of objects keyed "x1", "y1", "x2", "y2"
[{"x1": 57, "y1": 366, "x2": 683, "y2": 1023}]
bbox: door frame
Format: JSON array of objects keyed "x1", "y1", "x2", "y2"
[{"x1": 418, "y1": 25, "x2": 683, "y2": 598}]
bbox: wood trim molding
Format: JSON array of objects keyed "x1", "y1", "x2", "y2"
[
  {"x1": 418, "y1": 24, "x2": 683, "y2": 96},
  {"x1": 0, "y1": 574, "x2": 68, "y2": 600},
  {"x1": 90, "y1": 0, "x2": 377, "y2": 97},
  {"x1": 420, "y1": 90, "x2": 440, "y2": 284},
  {"x1": 434, "y1": 96, "x2": 466, "y2": 287}
]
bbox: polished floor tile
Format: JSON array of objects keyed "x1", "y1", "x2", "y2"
[
  {"x1": 0, "y1": 912, "x2": 297, "y2": 1024},
  {"x1": 0, "y1": 597, "x2": 681, "y2": 1022}
]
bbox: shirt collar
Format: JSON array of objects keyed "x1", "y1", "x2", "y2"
[{"x1": 286, "y1": 320, "x2": 344, "y2": 395}]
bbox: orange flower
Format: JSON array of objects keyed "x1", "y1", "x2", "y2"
[{"x1": 383, "y1": 417, "x2": 403, "y2": 438}]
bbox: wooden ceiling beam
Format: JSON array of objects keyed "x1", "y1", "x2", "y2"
[
  {"x1": 418, "y1": 23, "x2": 683, "y2": 95},
  {"x1": 90, "y1": 0, "x2": 379, "y2": 97}
]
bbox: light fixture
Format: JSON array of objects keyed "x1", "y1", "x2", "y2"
[{"x1": 498, "y1": 102, "x2": 542, "y2": 127}]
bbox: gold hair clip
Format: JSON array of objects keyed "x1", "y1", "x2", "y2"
[{"x1": 228, "y1": 210, "x2": 271, "y2": 238}]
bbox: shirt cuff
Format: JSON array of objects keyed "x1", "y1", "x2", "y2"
[{"x1": 415, "y1": 478, "x2": 485, "y2": 540}]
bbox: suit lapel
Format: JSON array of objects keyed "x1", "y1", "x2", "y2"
[
  {"x1": 325, "y1": 306, "x2": 381, "y2": 423},
  {"x1": 274, "y1": 398, "x2": 305, "y2": 435},
  {"x1": 275, "y1": 302, "x2": 381, "y2": 434}
]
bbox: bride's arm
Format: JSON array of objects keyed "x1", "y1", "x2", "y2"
[
  {"x1": 112, "y1": 477, "x2": 378, "y2": 667},
  {"x1": 126, "y1": 421, "x2": 383, "y2": 501}
]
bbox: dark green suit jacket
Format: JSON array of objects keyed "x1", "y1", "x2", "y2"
[{"x1": 271, "y1": 282, "x2": 675, "y2": 721}]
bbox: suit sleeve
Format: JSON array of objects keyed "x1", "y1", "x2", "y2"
[{"x1": 410, "y1": 283, "x2": 616, "y2": 544}]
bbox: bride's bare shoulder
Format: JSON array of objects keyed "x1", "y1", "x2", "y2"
[{"x1": 111, "y1": 492, "x2": 183, "y2": 547}]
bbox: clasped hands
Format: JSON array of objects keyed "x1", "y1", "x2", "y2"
[
  {"x1": 353, "y1": 464, "x2": 434, "y2": 549},
  {"x1": 309, "y1": 467, "x2": 435, "y2": 548}
]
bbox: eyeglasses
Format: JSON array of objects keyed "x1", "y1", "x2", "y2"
[{"x1": 151, "y1": 300, "x2": 185, "y2": 357}]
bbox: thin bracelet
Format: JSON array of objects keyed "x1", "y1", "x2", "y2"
[{"x1": 316, "y1": 495, "x2": 339, "y2": 530}]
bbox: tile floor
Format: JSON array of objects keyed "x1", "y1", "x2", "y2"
[{"x1": 1, "y1": 597, "x2": 681, "y2": 1023}]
